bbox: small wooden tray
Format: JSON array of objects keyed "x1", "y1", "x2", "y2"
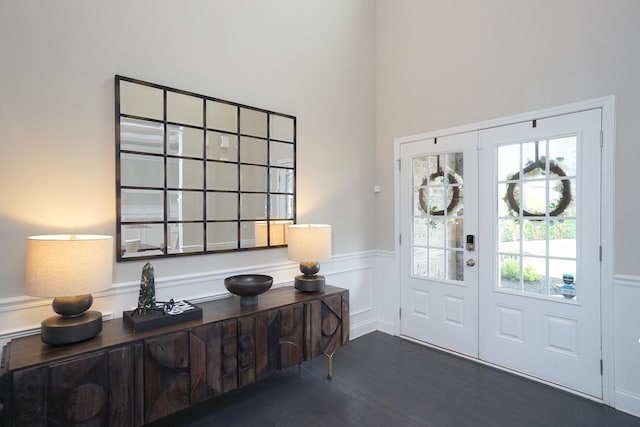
[{"x1": 123, "y1": 301, "x2": 202, "y2": 332}]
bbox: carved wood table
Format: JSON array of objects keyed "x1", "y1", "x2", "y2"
[{"x1": 0, "y1": 285, "x2": 349, "y2": 426}]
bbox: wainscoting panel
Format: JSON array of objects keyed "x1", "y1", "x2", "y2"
[{"x1": 613, "y1": 274, "x2": 640, "y2": 417}]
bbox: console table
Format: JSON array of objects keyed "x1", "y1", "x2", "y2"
[{"x1": 0, "y1": 285, "x2": 349, "y2": 426}]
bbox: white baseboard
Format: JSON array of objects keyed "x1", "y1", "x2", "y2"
[{"x1": 614, "y1": 388, "x2": 640, "y2": 418}]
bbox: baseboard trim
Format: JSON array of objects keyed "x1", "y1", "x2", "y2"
[{"x1": 615, "y1": 388, "x2": 640, "y2": 418}]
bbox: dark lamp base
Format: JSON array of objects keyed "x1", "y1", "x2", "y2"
[
  {"x1": 294, "y1": 274, "x2": 325, "y2": 292},
  {"x1": 41, "y1": 310, "x2": 103, "y2": 345}
]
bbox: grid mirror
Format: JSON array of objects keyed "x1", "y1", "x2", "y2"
[{"x1": 115, "y1": 75, "x2": 296, "y2": 261}]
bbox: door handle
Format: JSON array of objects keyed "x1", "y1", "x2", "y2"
[{"x1": 466, "y1": 258, "x2": 476, "y2": 267}]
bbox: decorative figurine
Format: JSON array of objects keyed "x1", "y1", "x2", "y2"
[{"x1": 137, "y1": 262, "x2": 156, "y2": 312}]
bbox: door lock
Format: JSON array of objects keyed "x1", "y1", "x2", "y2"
[{"x1": 466, "y1": 235, "x2": 475, "y2": 251}]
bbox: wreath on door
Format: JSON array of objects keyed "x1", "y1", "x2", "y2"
[
  {"x1": 418, "y1": 169, "x2": 462, "y2": 216},
  {"x1": 505, "y1": 158, "x2": 572, "y2": 217}
]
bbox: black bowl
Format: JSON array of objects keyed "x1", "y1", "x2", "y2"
[{"x1": 224, "y1": 274, "x2": 273, "y2": 306}]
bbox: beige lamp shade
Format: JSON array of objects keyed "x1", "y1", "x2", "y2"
[
  {"x1": 25, "y1": 235, "x2": 113, "y2": 297},
  {"x1": 287, "y1": 224, "x2": 331, "y2": 262}
]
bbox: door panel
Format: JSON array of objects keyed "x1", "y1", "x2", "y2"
[
  {"x1": 478, "y1": 109, "x2": 602, "y2": 398},
  {"x1": 400, "y1": 132, "x2": 479, "y2": 358}
]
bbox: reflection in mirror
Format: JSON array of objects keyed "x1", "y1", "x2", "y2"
[
  {"x1": 207, "y1": 162, "x2": 237, "y2": 191},
  {"x1": 270, "y1": 141, "x2": 294, "y2": 167},
  {"x1": 121, "y1": 189, "x2": 164, "y2": 221},
  {"x1": 255, "y1": 220, "x2": 293, "y2": 246},
  {"x1": 240, "y1": 165, "x2": 268, "y2": 192},
  {"x1": 121, "y1": 118, "x2": 164, "y2": 154},
  {"x1": 120, "y1": 153, "x2": 164, "y2": 187},
  {"x1": 167, "y1": 158, "x2": 204, "y2": 189},
  {"x1": 270, "y1": 195, "x2": 294, "y2": 218},
  {"x1": 207, "y1": 131, "x2": 238, "y2": 161},
  {"x1": 120, "y1": 81, "x2": 163, "y2": 120},
  {"x1": 207, "y1": 222, "x2": 237, "y2": 251},
  {"x1": 116, "y1": 75, "x2": 296, "y2": 260},
  {"x1": 206, "y1": 193, "x2": 238, "y2": 220},
  {"x1": 270, "y1": 115, "x2": 295, "y2": 142},
  {"x1": 168, "y1": 223, "x2": 204, "y2": 254},
  {"x1": 241, "y1": 222, "x2": 258, "y2": 248},
  {"x1": 167, "y1": 91, "x2": 203, "y2": 127},
  {"x1": 121, "y1": 223, "x2": 164, "y2": 258},
  {"x1": 270, "y1": 168, "x2": 294, "y2": 193},
  {"x1": 240, "y1": 108, "x2": 267, "y2": 137},
  {"x1": 240, "y1": 136, "x2": 268, "y2": 165},
  {"x1": 206, "y1": 100, "x2": 237, "y2": 132},
  {"x1": 167, "y1": 191, "x2": 204, "y2": 221},
  {"x1": 168, "y1": 126, "x2": 204, "y2": 157},
  {"x1": 241, "y1": 194, "x2": 267, "y2": 219}
]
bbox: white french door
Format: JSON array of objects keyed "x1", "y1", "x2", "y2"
[
  {"x1": 400, "y1": 108, "x2": 603, "y2": 398},
  {"x1": 478, "y1": 109, "x2": 602, "y2": 398},
  {"x1": 400, "y1": 132, "x2": 479, "y2": 358}
]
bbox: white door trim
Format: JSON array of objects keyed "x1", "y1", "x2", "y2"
[{"x1": 393, "y1": 95, "x2": 615, "y2": 404}]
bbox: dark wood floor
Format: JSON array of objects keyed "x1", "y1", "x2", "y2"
[{"x1": 150, "y1": 331, "x2": 640, "y2": 427}]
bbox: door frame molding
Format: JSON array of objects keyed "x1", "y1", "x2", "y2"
[{"x1": 393, "y1": 96, "x2": 615, "y2": 404}]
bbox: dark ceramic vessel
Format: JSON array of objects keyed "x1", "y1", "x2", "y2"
[{"x1": 224, "y1": 274, "x2": 273, "y2": 306}]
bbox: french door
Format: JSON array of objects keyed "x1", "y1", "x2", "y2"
[
  {"x1": 400, "y1": 108, "x2": 603, "y2": 397},
  {"x1": 399, "y1": 132, "x2": 479, "y2": 358}
]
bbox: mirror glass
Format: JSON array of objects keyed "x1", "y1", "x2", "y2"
[
  {"x1": 121, "y1": 118, "x2": 164, "y2": 154},
  {"x1": 167, "y1": 91, "x2": 203, "y2": 127},
  {"x1": 270, "y1": 115, "x2": 295, "y2": 142},
  {"x1": 116, "y1": 75, "x2": 295, "y2": 260},
  {"x1": 240, "y1": 108, "x2": 267, "y2": 137},
  {"x1": 206, "y1": 100, "x2": 237, "y2": 132},
  {"x1": 240, "y1": 136, "x2": 268, "y2": 164},
  {"x1": 207, "y1": 222, "x2": 237, "y2": 251},
  {"x1": 168, "y1": 126, "x2": 204, "y2": 157},
  {"x1": 207, "y1": 131, "x2": 238, "y2": 161}
]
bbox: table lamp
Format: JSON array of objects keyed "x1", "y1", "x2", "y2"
[
  {"x1": 287, "y1": 224, "x2": 331, "y2": 292},
  {"x1": 25, "y1": 235, "x2": 113, "y2": 345}
]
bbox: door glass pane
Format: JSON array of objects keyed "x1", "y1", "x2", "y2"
[
  {"x1": 412, "y1": 151, "x2": 464, "y2": 282},
  {"x1": 428, "y1": 248, "x2": 445, "y2": 280},
  {"x1": 447, "y1": 218, "x2": 463, "y2": 248},
  {"x1": 413, "y1": 247, "x2": 428, "y2": 276},
  {"x1": 447, "y1": 250, "x2": 463, "y2": 281},
  {"x1": 522, "y1": 220, "x2": 547, "y2": 256},
  {"x1": 549, "y1": 219, "x2": 576, "y2": 257},
  {"x1": 496, "y1": 136, "x2": 578, "y2": 300},
  {"x1": 498, "y1": 219, "x2": 520, "y2": 253}
]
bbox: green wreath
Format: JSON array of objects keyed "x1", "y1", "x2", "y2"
[
  {"x1": 505, "y1": 159, "x2": 572, "y2": 217},
  {"x1": 418, "y1": 169, "x2": 461, "y2": 216}
]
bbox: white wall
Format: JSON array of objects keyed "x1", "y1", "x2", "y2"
[
  {"x1": 375, "y1": 0, "x2": 640, "y2": 416},
  {"x1": 0, "y1": 0, "x2": 377, "y2": 298}
]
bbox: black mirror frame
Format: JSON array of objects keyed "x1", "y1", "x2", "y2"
[{"x1": 115, "y1": 75, "x2": 296, "y2": 261}]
